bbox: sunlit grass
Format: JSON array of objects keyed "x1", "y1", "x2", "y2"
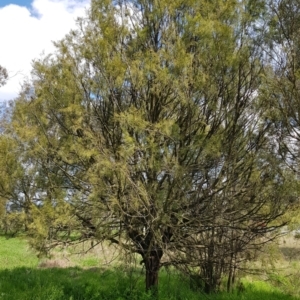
[
  {"x1": 0, "y1": 235, "x2": 299, "y2": 299},
  {"x1": 0, "y1": 235, "x2": 38, "y2": 269},
  {"x1": 0, "y1": 267, "x2": 298, "y2": 300}
]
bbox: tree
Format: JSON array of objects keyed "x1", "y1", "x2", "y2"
[
  {"x1": 258, "y1": 0, "x2": 300, "y2": 178},
  {"x1": 258, "y1": 0, "x2": 300, "y2": 233},
  {"x1": 0, "y1": 65, "x2": 8, "y2": 88},
  {"x1": 7, "y1": 0, "x2": 290, "y2": 294},
  {"x1": 0, "y1": 66, "x2": 8, "y2": 225}
]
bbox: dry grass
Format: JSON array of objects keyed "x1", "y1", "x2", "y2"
[
  {"x1": 39, "y1": 241, "x2": 127, "y2": 270},
  {"x1": 38, "y1": 258, "x2": 71, "y2": 269},
  {"x1": 278, "y1": 234, "x2": 300, "y2": 261}
]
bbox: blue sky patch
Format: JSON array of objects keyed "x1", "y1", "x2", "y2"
[{"x1": 0, "y1": 0, "x2": 31, "y2": 8}]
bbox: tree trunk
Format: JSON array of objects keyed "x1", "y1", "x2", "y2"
[
  {"x1": 143, "y1": 249, "x2": 163, "y2": 295},
  {"x1": 227, "y1": 253, "x2": 234, "y2": 292}
]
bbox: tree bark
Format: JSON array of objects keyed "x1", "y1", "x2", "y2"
[{"x1": 143, "y1": 249, "x2": 163, "y2": 295}]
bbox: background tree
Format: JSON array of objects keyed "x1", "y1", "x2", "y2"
[
  {"x1": 5, "y1": 0, "x2": 291, "y2": 294},
  {"x1": 258, "y1": 0, "x2": 300, "y2": 234},
  {"x1": 164, "y1": 1, "x2": 292, "y2": 292},
  {"x1": 0, "y1": 64, "x2": 10, "y2": 225},
  {"x1": 0, "y1": 65, "x2": 8, "y2": 88}
]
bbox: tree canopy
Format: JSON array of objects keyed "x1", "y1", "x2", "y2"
[{"x1": 0, "y1": 0, "x2": 298, "y2": 294}]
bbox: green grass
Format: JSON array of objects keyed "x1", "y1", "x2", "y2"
[
  {"x1": 0, "y1": 267, "x2": 298, "y2": 300},
  {"x1": 0, "y1": 235, "x2": 39, "y2": 269},
  {"x1": 0, "y1": 235, "x2": 299, "y2": 299}
]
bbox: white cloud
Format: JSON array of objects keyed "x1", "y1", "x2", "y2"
[{"x1": 0, "y1": 0, "x2": 90, "y2": 101}]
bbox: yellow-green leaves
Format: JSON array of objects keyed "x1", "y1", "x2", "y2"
[
  {"x1": 0, "y1": 136, "x2": 22, "y2": 196},
  {"x1": 4, "y1": 1, "x2": 293, "y2": 292}
]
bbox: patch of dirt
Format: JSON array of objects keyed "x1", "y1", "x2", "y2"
[{"x1": 38, "y1": 258, "x2": 72, "y2": 269}]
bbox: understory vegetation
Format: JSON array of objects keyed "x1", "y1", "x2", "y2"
[{"x1": 1, "y1": 235, "x2": 300, "y2": 300}]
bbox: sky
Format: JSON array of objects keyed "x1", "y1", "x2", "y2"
[{"x1": 0, "y1": 0, "x2": 90, "y2": 101}]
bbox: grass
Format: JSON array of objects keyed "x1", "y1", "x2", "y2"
[
  {"x1": 0, "y1": 235, "x2": 38, "y2": 269},
  {"x1": 0, "y1": 235, "x2": 299, "y2": 299},
  {"x1": 0, "y1": 267, "x2": 299, "y2": 300}
]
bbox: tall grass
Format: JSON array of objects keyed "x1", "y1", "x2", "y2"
[
  {"x1": 0, "y1": 267, "x2": 298, "y2": 300},
  {"x1": 0, "y1": 235, "x2": 299, "y2": 300}
]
